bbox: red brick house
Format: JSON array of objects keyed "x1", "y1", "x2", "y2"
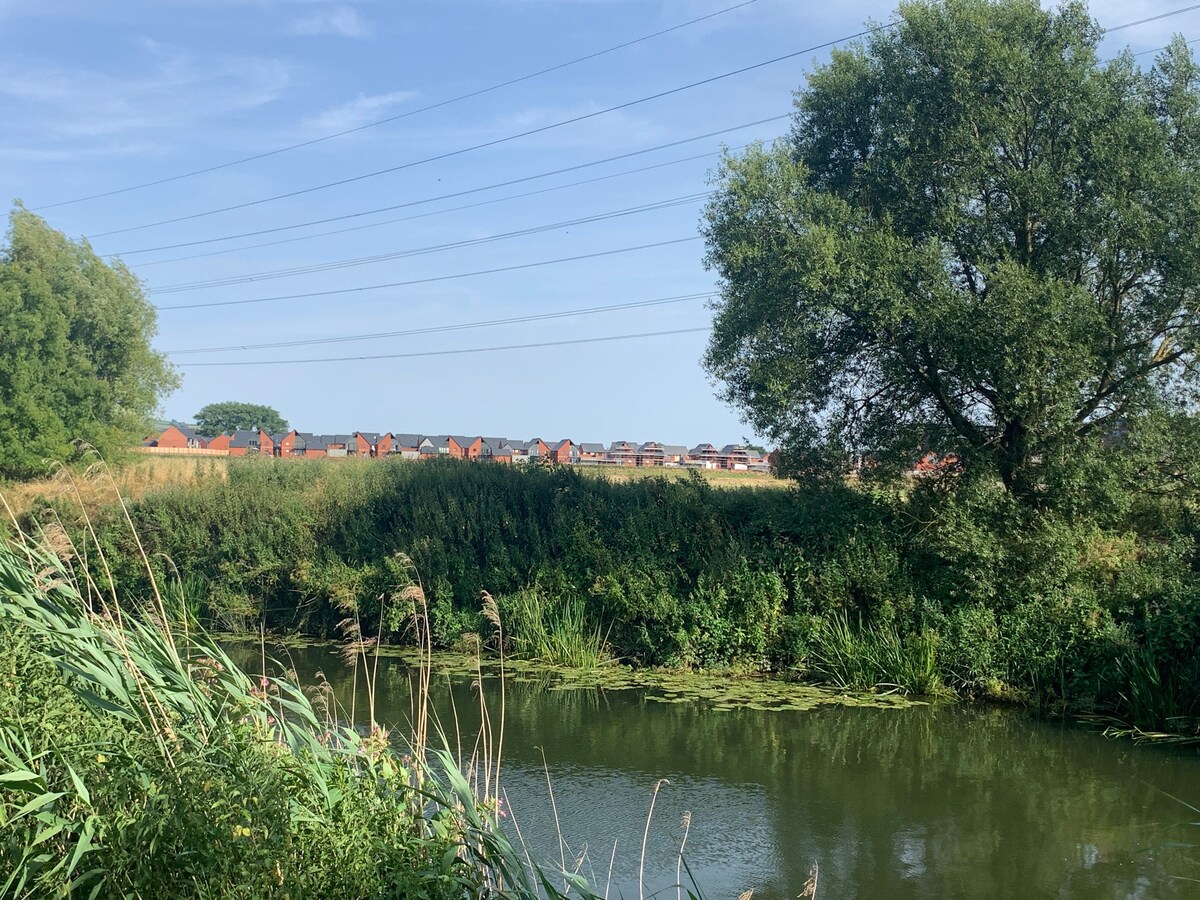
[
  {"x1": 549, "y1": 439, "x2": 574, "y2": 464},
  {"x1": 207, "y1": 434, "x2": 231, "y2": 453},
  {"x1": 153, "y1": 425, "x2": 210, "y2": 450},
  {"x1": 449, "y1": 435, "x2": 483, "y2": 460},
  {"x1": 390, "y1": 434, "x2": 422, "y2": 459},
  {"x1": 637, "y1": 442, "x2": 666, "y2": 467},
  {"x1": 354, "y1": 432, "x2": 387, "y2": 457},
  {"x1": 274, "y1": 431, "x2": 298, "y2": 457},
  {"x1": 607, "y1": 441, "x2": 637, "y2": 466},
  {"x1": 577, "y1": 442, "x2": 606, "y2": 464}
]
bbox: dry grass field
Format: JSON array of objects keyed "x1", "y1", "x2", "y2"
[
  {"x1": 1, "y1": 452, "x2": 786, "y2": 522},
  {"x1": 2, "y1": 452, "x2": 230, "y2": 520}
]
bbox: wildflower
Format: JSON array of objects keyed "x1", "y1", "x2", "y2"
[{"x1": 95, "y1": 754, "x2": 106, "y2": 764}]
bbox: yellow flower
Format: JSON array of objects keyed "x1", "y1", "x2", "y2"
[{"x1": 95, "y1": 754, "x2": 106, "y2": 764}]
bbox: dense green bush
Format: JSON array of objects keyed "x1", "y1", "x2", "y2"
[{"x1": 29, "y1": 457, "x2": 1200, "y2": 738}]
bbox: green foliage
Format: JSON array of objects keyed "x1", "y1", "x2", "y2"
[
  {"x1": 806, "y1": 613, "x2": 948, "y2": 697},
  {"x1": 499, "y1": 587, "x2": 613, "y2": 669},
  {"x1": 0, "y1": 206, "x2": 178, "y2": 479},
  {"x1": 702, "y1": 0, "x2": 1200, "y2": 505},
  {"x1": 0, "y1": 537, "x2": 595, "y2": 899},
  {"x1": 36, "y1": 456, "x2": 1200, "y2": 739},
  {"x1": 194, "y1": 402, "x2": 289, "y2": 437}
]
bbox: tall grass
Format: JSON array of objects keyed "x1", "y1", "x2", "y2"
[
  {"x1": 806, "y1": 613, "x2": 948, "y2": 697},
  {"x1": 500, "y1": 588, "x2": 614, "y2": 669},
  {"x1": 0, "y1": 528, "x2": 601, "y2": 898}
]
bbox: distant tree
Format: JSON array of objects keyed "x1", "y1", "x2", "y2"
[
  {"x1": 194, "y1": 402, "x2": 288, "y2": 436},
  {"x1": 702, "y1": 0, "x2": 1200, "y2": 505},
  {"x1": 0, "y1": 206, "x2": 179, "y2": 479}
]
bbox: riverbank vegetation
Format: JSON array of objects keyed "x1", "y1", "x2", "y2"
[
  {"x1": 15, "y1": 454, "x2": 1199, "y2": 742},
  {"x1": 0, "y1": 525, "x2": 604, "y2": 898}
]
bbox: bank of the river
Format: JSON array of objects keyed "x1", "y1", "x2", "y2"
[
  {"x1": 0, "y1": 537, "x2": 592, "y2": 899},
  {"x1": 21, "y1": 456, "x2": 1200, "y2": 740},
  {"x1": 231, "y1": 640, "x2": 1200, "y2": 899}
]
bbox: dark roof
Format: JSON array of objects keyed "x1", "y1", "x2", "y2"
[
  {"x1": 638, "y1": 442, "x2": 663, "y2": 453},
  {"x1": 391, "y1": 433, "x2": 422, "y2": 447},
  {"x1": 229, "y1": 430, "x2": 261, "y2": 449},
  {"x1": 423, "y1": 436, "x2": 451, "y2": 449},
  {"x1": 507, "y1": 440, "x2": 530, "y2": 452},
  {"x1": 553, "y1": 439, "x2": 573, "y2": 451},
  {"x1": 355, "y1": 432, "x2": 381, "y2": 444},
  {"x1": 323, "y1": 434, "x2": 355, "y2": 446},
  {"x1": 662, "y1": 445, "x2": 688, "y2": 457},
  {"x1": 174, "y1": 425, "x2": 200, "y2": 441},
  {"x1": 450, "y1": 435, "x2": 480, "y2": 447},
  {"x1": 609, "y1": 441, "x2": 635, "y2": 451},
  {"x1": 270, "y1": 433, "x2": 287, "y2": 443},
  {"x1": 295, "y1": 432, "x2": 327, "y2": 451},
  {"x1": 690, "y1": 443, "x2": 716, "y2": 455},
  {"x1": 721, "y1": 444, "x2": 749, "y2": 454},
  {"x1": 578, "y1": 443, "x2": 605, "y2": 453},
  {"x1": 482, "y1": 437, "x2": 509, "y2": 454}
]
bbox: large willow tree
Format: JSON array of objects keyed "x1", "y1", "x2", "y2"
[
  {"x1": 703, "y1": 0, "x2": 1200, "y2": 502},
  {"x1": 0, "y1": 207, "x2": 179, "y2": 479}
]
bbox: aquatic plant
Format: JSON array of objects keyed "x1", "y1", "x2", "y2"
[{"x1": 0, "y1": 529, "x2": 601, "y2": 898}]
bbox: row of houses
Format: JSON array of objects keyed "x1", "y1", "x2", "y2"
[{"x1": 148, "y1": 425, "x2": 773, "y2": 471}]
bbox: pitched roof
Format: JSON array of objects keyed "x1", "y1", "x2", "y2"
[
  {"x1": 391, "y1": 433, "x2": 422, "y2": 447},
  {"x1": 228, "y1": 430, "x2": 261, "y2": 448},
  {"x1": 720, "y1": 444, "x2": 749, "y2": 454},
  {"x1": 690, "y1": 443, "x2": 716, "y2": 455},
  {"x1": 450, "y1": 435, "x2": 480, "y2": 448},
  {"x1": 355, "y1": 432, "x2": 381, "y2": 443},
  {"x1": 578, "y1": 443, "x2": 605, "y2": 453},
  {"x1": 662, "y1": 445, "x2": 688, "y2": 457},
  {"x1": 553, "y1": 439, "x2": 572, "y2": 450},
  {"x1": 638, "y1": 442, "x2": 663, "y2": 452}
]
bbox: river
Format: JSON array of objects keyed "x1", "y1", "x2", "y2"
[{"x1": 229, "y1": 642, "x2": 1200, "y2": 898}]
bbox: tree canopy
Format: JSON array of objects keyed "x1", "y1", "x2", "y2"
[
  {"x1": 0, "y1": 207, "x2": 178, "y2": 479},
  {"x1": 194, "y1": 402, "x2": 288, "y2": 436},
  {"x1": 703, "y1": 0, "x2": 1200, "y2": 504}
]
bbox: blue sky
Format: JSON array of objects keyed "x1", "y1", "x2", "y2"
[{"x1": 1, "y1": 0, "x2": 1196, "y2": 445}]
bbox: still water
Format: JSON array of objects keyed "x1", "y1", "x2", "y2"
[{"x1": 232, "y1": 644, "x2": 1200, "y2": 899}]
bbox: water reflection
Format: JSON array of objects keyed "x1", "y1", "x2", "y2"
[{"x1": 227, "y1": 644, "x2": 1200, "y2": 899}]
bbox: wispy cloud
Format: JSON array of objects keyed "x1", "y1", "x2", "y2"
[
  {"x1": 303, "y1": 90, "x2": 420, "y2": 133},
  {"x1": 0, "y1": 47, "x2": 292, "y2": 157},
  {"x1": 291, "y1": 5, "x2": 373, "y2": 38}
]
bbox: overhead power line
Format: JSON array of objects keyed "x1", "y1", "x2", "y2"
[
  {"x1": 134, "y1": 148, "x2": 734, "y2": 269},
  {"x1": 1134, "y1": 34, "x2": 1200, "y2": 56},
  {"x1": 34, "y1": 0, "x2": 762, "y2": 211},
  {"x1": 1106, "y1": 4, "x2": 1200, "y2": 33},
  {"x1": 157, "y1": 236, "x2": 702, "y2": 310},
  {"x1": 166, "y1": 292, "x2": 714, "y2": 355},
  {"x1": 107, "y1": 115, "x2": 785, "y2": 258},
  {"x1": 174, "y1": 327, "x2": 714, "y2": 367},
  {"x1": 150, "y1": 192, "x2": 712, "y2": 294},
  {"x1": 87, "y1": 25, "x2": 896, "y2": 240},
  {"x1": 90, "y1": 5, "x2": 1199, "y2": 241}
]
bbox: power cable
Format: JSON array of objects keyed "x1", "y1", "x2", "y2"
[
  {"x1": 151, "y1": 192, "x2": 711, "y2": 294},
  {"x1": 174, "y1": 327, "x2": 714, "y2": 367},
  {"x1": 87, "y1": 25, "x2": 896, "y2": 239},
  {"x1": 107, "y1": 115, "x2": 784, "y2": 258},
  {"x1": 93, "y1": 6, "x2": 1199, "y2": 241},
  {"x1": 131, "y1": 148, "x2": 729, "y2": 267},
  {"x1": 34, "y1": 0, "x2": 762, "y2": 211},
  {"x1": 157, "y1": 236, "x2": 702, "y2": 310},
  {"x1": 165, "y1": 292, "x2": 713, "y2": 354}
]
